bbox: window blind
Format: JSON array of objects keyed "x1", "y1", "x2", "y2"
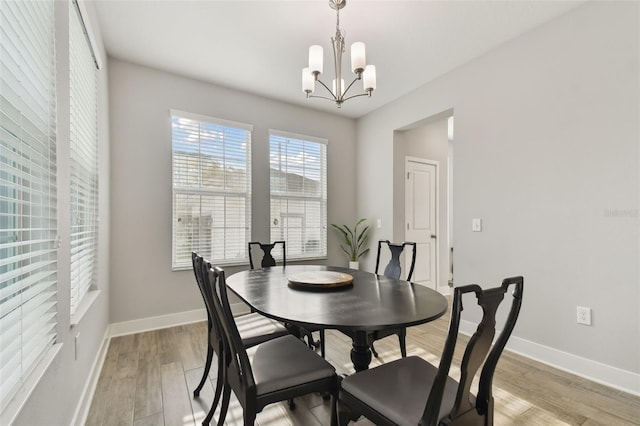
[
  {"x1": 0, "y1": 0, "x2": 57, "y2": 411},
  {"x1": 171, "y1": 110, "x2": 252, "y2": 269},
  {"x1": 269, "y1": 130, "x2": 327, "y2": 259},
  {"x1": 69, "y1": 0, "x2": 98, "y2": 317}
]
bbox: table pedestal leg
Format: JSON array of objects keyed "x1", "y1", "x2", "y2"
[{"x1": 350, "y1": 330, "x2": 372, "y2": 372}]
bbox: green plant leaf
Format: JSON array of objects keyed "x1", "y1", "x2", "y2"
[
  {"x1": 357, "y1": 225, "x2": 369, "y2": 245},
  {"x1": 357, "y1": 247, "x2": 370, "y2": 258},
  {"x1": 331, "y1": 219, "x2": 370, "y2": 261}
]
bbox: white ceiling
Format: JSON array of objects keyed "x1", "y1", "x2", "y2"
[{"x1": 93, "y1": 0, "x2": 586, "y2": 118}]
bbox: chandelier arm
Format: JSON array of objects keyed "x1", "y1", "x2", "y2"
[
  {"x1": 342, "y1": 91, "x2": 372, "y2": 102},
  {"x1": 341, "y1": 76, "x2": 361, "y2": 98},
  {"x1": 307, "y1": 94, "x2": 339, "y2": 102},
  {"x1": 315, "y1": 79, "x2": 338, "y2": 100}
]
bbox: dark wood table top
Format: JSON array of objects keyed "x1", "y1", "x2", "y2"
[{"x1": 226, "y1": 265, "x2": 448, "y2": 333}]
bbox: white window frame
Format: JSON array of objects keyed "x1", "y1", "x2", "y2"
[
  {"x1": 0, "y1": 0, "x2": 59, "y2": 416},
  {"x1": 269, "y1": 129, "x2": 327, "y2": 260},
  {"x1": 171, "y1": 110, "x2": 252, "y2": 270},
  {"x1": 69, "y1": 0, "x2": 100, "y2": 322}
]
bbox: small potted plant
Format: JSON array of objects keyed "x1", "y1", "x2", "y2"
[{"x1": 331, "y1": 218, "x2": 370, "y2": 269}]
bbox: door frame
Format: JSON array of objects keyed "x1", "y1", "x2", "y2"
[{"x1": 405, "y1": 156, "x2": 439, "y2": 289}]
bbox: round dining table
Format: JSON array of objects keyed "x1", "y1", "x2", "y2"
[{"x1": 226, "y1": 265, "x2": 448, "y2": 371}]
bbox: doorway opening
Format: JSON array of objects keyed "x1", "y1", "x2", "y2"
[{"x1": 392, "y1": 111, "x2": 454, "y2": 293}]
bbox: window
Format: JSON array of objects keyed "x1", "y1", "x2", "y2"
[
  {"x1": 69, "y1": 0, "x2": 99, "y2": 318},
  {"x1": 0, "y1": 0, "x2": 58, "y2": 411},
  {"x1": 269, "y1": 130, "x2": 327, "y2": 259},
  {"x1": 171, "y1": 110, "x2": 252, "y2": 269}
]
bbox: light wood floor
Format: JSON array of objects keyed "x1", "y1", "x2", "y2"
[{"x1": 87, "y1": 311, "x2": 640, "y2": 426}]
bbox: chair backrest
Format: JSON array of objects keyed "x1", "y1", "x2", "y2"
[
  {"x1": 192, "y1": 252, "x2": 212, "y2": 326},
  {"x1": 248, "y1": 241, "x2": 286, "y2": 269},
  {"x1": 192, "y1": 252, "x2": 223, "y2": 354},
  {"x1": 201, "y1": 263, "x2": 256, "y2": 396},
  {"x1": 421, "y1": 276, "x2": 524, "y2": 425},
  {"x1": 374, "y1": 240, "x2": 417, "y2": 281}
]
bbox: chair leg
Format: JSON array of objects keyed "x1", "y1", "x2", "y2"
[
  {"x1": 203, "y1": 355, "x2": 224, "y2": 425},
  {"x1": 337, "y1": 399, "x2": 353, "y2": 426},
  {"x1": 320, "y1": 329, "x2": 326, "y2": 358},
  {"x1": 307, "y1": 330, "x2": 321, "y2": 350},
  {"x1": 203, "y1": 402, "x2": 215, "y2": 426},
  {"x1": 211, "y1": 355, "x2": 224, "y2": 411},
  {"x1": 330, "y1": 391, "x2": 338, "y2": 426},
  {"x1": 194, "y1": 345, "x2": 214, "y2": 397},
  {"x1": 370, "y1": 341, "x2": 379, "y2": 358},
  {"x1": 216, "y1": 383, "x2": 231, "y2": 426},
  {"x1": 244, "y1": 411, "x2": 256, "y2": 426},
  {"x1": 399, "y1": 329, "x2": 407, "y2": 358}
]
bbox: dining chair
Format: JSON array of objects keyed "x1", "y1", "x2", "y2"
[
  {"x1": 247, "y1": 241, "x2": 326, "y2": 358},
  {"x1": 337, "y1": 276, "x2": 524, "y2": 426},
  {"x1": 362, "y1": 240, "x2": 417, "y2": 358},
  {"x1": 190, "y1": 252, "x2": 289, "y2": 423},
  {"x1": 204, "y1": 263, "x2": 339, "y2": 426},
  {"x1": 375, "y1": 240, "x2": 417, "y2": 282},
  {"x1": 248, "y1": 240, "x2": 286, "y2": 269}
]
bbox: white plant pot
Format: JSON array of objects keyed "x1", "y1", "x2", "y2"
[{"x1": 349, "y1": 261, "x2": 360, "y2": 270}]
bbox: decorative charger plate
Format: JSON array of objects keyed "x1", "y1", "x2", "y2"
[{"x1": 288, "y1": 271, "x2": 354, "y2": 290}]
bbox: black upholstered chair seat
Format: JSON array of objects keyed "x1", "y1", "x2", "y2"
[
  {"x1": 340, "y1": 356, "x2": 473, "y2": 425},
  {"x1": 245, "y1": 335, "x2": 336, "y2": 395},
  {"x1": 235, "y1": 312, "x2": 289, "y2": 347}
]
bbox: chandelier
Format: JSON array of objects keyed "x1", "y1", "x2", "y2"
[{"x1": 302, "y1": 0, "x2": 376, "y2": 108}]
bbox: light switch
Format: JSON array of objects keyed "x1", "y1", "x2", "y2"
[
  {"x1": 472, "y1": 218, "x2": 482, "y2": 232},
  {"x1": 376, "y1": 219, "x2": 382, "y2": 229}
]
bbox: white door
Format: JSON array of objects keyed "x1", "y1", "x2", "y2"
[{"x1": 405, "y1": 158, "x2": 437, "y2": 289}]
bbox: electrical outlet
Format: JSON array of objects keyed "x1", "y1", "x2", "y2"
[{"x1": 576, "y1": 306, "x2": 591, "y2": 325}]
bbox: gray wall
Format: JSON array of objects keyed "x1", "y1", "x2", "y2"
[
  {"x1": 356, "y1": 0, "x2": 639, "y2": 378},
  {"x1": 108, "y1": 59, "x2": 358, "y2": 323},
  {"x1": 12, "y1": 1, "x2": 111, "y2": 424}
]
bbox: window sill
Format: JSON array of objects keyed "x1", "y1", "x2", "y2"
[
  {"x1": 70, "y1": 290, "x2": 102, "y2": 327},
  {"x1": 287, "y1": 256, "x2": 328, "y2": 262},
  {"x1": 1, "y1": 343, "x2": 63, "y2": 425},
  {"x1": 172, "y1": 256, "x2": 328, "y2": 272},
  {"x1": 172, "y1": 259, "x2": 252, "y2": 271}
]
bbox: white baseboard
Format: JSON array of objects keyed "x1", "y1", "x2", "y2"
[
  {"x1": 459, "y1": 319, "x2": 640, "y2": 397},
  {"x1": 437, "y1": 285, "x2": 452, "y2": 295},
  {"x1": 72, "y1": 327, "x2": 111, "y2": 426},
  {"x1": 109, "y1": 303, "x2": 249, "y2": 337},
  {"x1": 109, "y1": 309, "x2": 208, "y2": 337}
]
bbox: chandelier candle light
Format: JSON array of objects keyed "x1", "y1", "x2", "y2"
[{"x1": 302, "y1": 0, "x2": 376, "y2": 107}]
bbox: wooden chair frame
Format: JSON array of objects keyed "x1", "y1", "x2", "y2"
[
  {"x1": 337, "y1": 276, "x2": 524, "y2": 425},
  {"x1": 204, "y1": 264, "x2": 339, "y2": 426},
  {"x1": 248, "y1": 241, "x2": 286, "y2": 269}
]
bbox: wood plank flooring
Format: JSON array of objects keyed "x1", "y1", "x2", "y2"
[{"x1": 87, "y1": 311, "x2": 640, "y2": 426}]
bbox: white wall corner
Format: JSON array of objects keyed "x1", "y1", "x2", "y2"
[
  {"x1": 459, "y1": 320, "x2": 640, "y2": 397},
  {"x1": 71, "y1": 326, "x2": 111, "y2": 426}
]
